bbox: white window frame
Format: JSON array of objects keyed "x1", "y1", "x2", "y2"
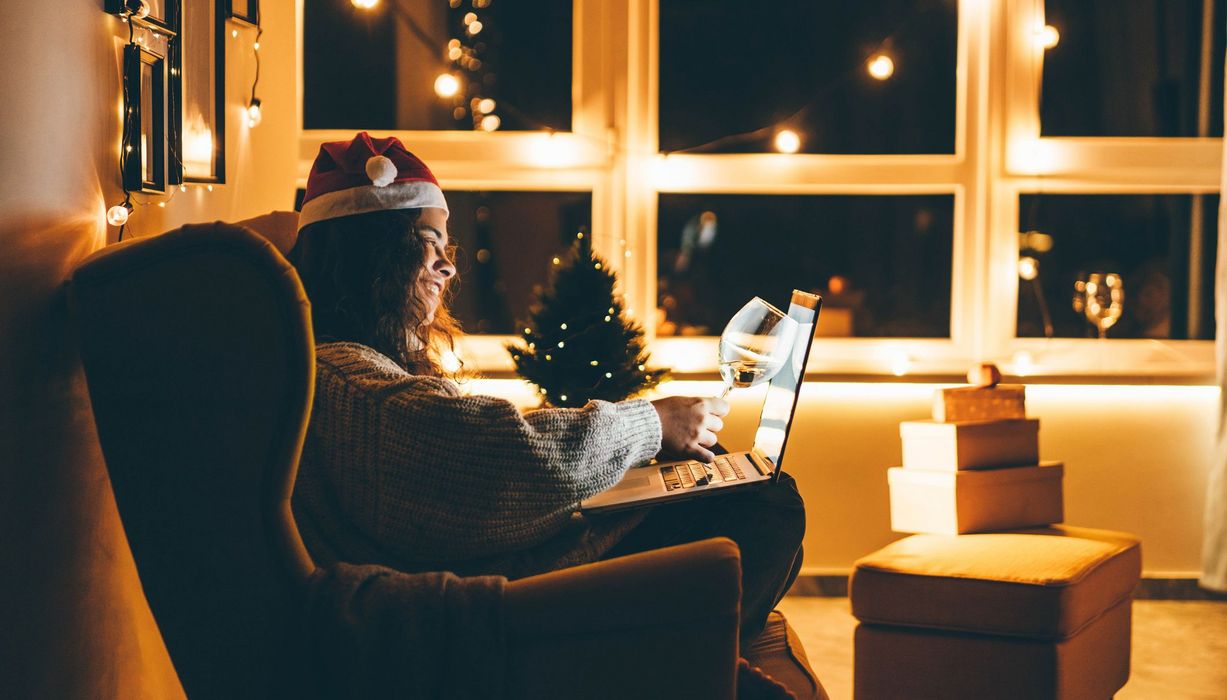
[{"x1": 297, "y1": 0, "x2": 1220, "y2": 380}]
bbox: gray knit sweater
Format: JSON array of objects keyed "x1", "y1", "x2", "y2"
[{"x1": 292, "y1": 342, "x2": 662, "y2": 578}]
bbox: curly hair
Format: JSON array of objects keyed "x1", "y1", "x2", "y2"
[{"x1": 288, "y1": 209, "x2": 463, "y2": 378}]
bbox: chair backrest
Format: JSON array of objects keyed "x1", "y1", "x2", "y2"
[{"x1": 70, "y1": 223, "x2": 317, "y2": 699}]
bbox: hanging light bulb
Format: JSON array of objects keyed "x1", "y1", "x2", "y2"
[
  {"x1": 351, "y1": 0, "x2": 379, "y2": 9},
  {"x1": 1035, "y1": 24, "x2": 1059, "y2": 50},
  {"x1": 246, "y1": 98, "x2": 263, "y2": 128},
  {"x1": 106, "y1": 202, "x2": 134, "y2": 227},
  {"x1": 434, "y1": 73, "x2": 461, "y2": 98},
  {"x1": 774, "y1": 129, "x2": 801, "y2": 154},
  {"x1": 1017, "y1": 256, "x2": 1039, "y2": 281},
  {"x1": 867, "y1": 54, "x2": 895, "y2": 80}
]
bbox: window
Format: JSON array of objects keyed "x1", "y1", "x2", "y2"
[
  {"x1": 447, "y1": 190, "x2": 592, "y2": 334},
  {"x1": 303, "y1": 0, "x2": 571, "y2": 131},
  {"x1": 299, "y1": 0, "x2": 1222, "y2": 379}
]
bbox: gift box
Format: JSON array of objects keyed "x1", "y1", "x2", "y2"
[
  {"x1": 900, "y1": 418, "x2": 1039, "y2": 471},
  {"x1": 934, "y1": 384, "x2": 1026, "y2": 422},
  {"x1": 888, "y1": 462, "x2": 1064, "y2": 535}
]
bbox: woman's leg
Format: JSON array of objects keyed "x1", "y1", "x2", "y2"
[{"x1": 600, "y1": 472, "x2": 806, "y2": 643}]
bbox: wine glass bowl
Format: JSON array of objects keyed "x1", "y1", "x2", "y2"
[
  {"x1": 1078, "y1": 272, "x2": 1124, "y2": 339},
  {"x1": 717, "y1": 297, "x2": 799, "y2": 398}
]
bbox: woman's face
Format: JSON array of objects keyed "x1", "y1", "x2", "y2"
[{"x1": 415, "y1": 207, "x2": 455, "y2": 323}]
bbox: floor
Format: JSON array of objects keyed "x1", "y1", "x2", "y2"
[{"x1": 777, "y1": 596, "x2": 1227, "y2": 700}]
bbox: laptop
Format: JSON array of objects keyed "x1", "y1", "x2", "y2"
[{"x1": 580, "y1": 290, "x2": 821, "y2": 514}]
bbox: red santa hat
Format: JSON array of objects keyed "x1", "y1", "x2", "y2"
[{"x1": 297, "y1": 131, "x2": 448, "y2": 231}]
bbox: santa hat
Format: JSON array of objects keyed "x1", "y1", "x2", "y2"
[{"x1": 297, "y1": 132, "x2": 448, "y2": 231}]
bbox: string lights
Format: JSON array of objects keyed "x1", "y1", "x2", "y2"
[
  {"x1": 247, "y1": 25, "x2": 265, "y2": 128},
  {"x1": 867, "y1": 53, "x2": 895, "y2": 80}
]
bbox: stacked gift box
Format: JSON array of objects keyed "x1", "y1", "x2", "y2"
[{"x1": 888, "y1": 365, "x2": 1064, "y2": 534}]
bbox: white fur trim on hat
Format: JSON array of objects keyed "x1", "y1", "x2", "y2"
[
  {"x1": 365, "y1": 155, "x2": 398, "y2": 187},
  {"x1": 298, "y1": 180, "x2": 449, "y2": 231}
]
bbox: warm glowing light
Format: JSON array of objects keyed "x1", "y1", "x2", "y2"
[
  {"x1": 246, "y1": 99, "x2": 262, "y2": 128},
  {"x1": 440, "y1": 350, "x2": 462, "y2": 374},
  {"x1": 183, "y1": 118, "x2": 214, "y2": 178},
  {"x1": 480, "y1": 114, "x2": 501, "y2": 131},
  {"x1": 867, "y1": 54, "x2": 895, "y2": 80},
  {"x1": 774, "y1": 129, "x2": 801, "y2": 154},
  {"x1": 888, "y1": 350, "x2": 912, "y2": 377},
  {"x1": 106, "y1": 203, "x2": 132, "y2": 227},
  {"x1": 1019, "y1": 230, "x2": 1054, "y2": 253},
  {"x1": 531, "y1": 132, "x2": 573, "y2": 167},
  {"x1": 1010, "y1": 138, "x2": 1059, "y2": 175},
  {"x1": 448, "y1": 46, "x2": 462, "y2": 61},
  {"x1": 463, "y1": 12, "x2": 477, "y2": 24},
  {"x1": 477, "y1": 97, "x2": 496, "y2": 113},
  {"x1": 231, "y1": 29, "x2": 239, "y2": 38},
  {"x1": 1010, "y1": 351, "x2": 1035, "y2": 377},
  {"x1": 434, "y1": 73, "x2": 460, "y2": 98},
  {"x1": 1018, "y1": 256, "x2": 1039, "y2": 281},
  {"x1": 1036, "y1": 24, "x2": 1060, "y2": 50},
  {"x1": 351, "y1": 0, "x2": 379, "y2": 8},
  {"x1": 467, "y1": 20, "x2": 483, "y2": 35}
]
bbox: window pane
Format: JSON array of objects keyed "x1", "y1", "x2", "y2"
[
  {"x1": 303, "y1": 0, "x2": 571, "y2": 131},
  {"x1": 657, "y1": 194, "x2": 954, "y2": 337},
  {"x1": 1041, "y1": 0, "x2": 1225, "y2": 137},
  {"x1": 658, "y1": 0, "x2": 958, "y2": 154},
  {"x1": 1017, "y1": 194, "x2": 1218, "y2": 340},
  {"x1": 448, "y1": 191, "x2": 592, "y2": 334}
]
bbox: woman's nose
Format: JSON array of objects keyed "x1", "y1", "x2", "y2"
[{"x1": 434, "y1": 254, "x2": 456, "y2": 278}]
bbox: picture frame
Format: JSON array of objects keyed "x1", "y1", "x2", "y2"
[
  {"x1": 226, "y1": 0, "x2": 260, "y2": 28},
  {"x1": 106, "y1": 0, "x2": 180, "y2": 37},
  {"x1": 123, "y1": 44, "x2": 168, "y2": 194},
  {"x1": 181, "y1": 0, "x2": 226, "y2": 183}
]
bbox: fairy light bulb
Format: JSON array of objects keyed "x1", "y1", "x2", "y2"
[
  {"x1": 246, "y1": 98, "x2": 262, "y2": 127},
  {"x1": 351, "y1": 0, "x2": 379, "y2": 8},
  {"x1": 774, "y1": 129, "x2": 801, "y2": 154},
  {"x1": 480, "y1": 114, "x2": 501, "y2": 131},
  {"x1": 477, "y1": 98, "x2": 496, "y2": 114},
  {"x1": 867, "y1": 54, "x2": 895, "y2": 80},
  {"x1": 1036, "y1": 24, "x2": 1059, "y2": 50},
  {"x1": 106, "y1": 203, "x2": 133, "y2": 227},
  {"x1": 434, "y1": 73, "x2": 460, "y2": 98},
  {"x1": 1018, "y1": 256, "x2": 1039, "y2": 281}
]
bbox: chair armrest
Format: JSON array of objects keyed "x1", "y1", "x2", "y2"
[{"x1": 504, "y1": 537, "x2": 741, "y2": 700}]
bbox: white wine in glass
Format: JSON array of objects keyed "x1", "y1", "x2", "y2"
[{"x1": 717, "y1": 297, "x2": 799, "y2": 399}]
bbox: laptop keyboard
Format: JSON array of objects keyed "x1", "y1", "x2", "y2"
[{"x1": 661, "y1": 455, "x2": 746, "y2": 492}]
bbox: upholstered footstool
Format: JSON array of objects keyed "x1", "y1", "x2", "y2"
[
  {"x1": 743, "y1": 611, "x2": 830, "y2": 700},
  {"x1": 850, "y1": 526, "x2": 1141, "y2": 699}
]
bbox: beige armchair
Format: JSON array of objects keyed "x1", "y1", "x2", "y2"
[{"x1": 69, "y1": 220, "x2": 823, "y2": 699}]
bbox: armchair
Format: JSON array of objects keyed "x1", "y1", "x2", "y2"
[{"x1": 69, "y1": 221, "x2": 821, "y2": 699}]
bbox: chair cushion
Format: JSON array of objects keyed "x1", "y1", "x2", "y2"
[
  {"x1": 850, "y1": 526, "x2": 1140, "y2": 640},
  {"x1": 743, "y1": 611, "x2": 829, "y2": 700}
]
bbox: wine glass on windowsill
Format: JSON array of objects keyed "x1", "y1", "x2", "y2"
[
  {"x1": 716, "y1": 297, "x2": 799, "y2": 399},
  {"x1": 1078, "y1": 272, "x2": 1124, "y2": 339}
]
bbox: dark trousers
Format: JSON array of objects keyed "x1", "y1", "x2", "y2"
[{"x1": 600, "y1": 471, "x2": 806, "y2": 643}]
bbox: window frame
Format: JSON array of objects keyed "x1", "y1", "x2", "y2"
[{"x1": 296, "y1": 0, "x2": 1221, "y2": 381}]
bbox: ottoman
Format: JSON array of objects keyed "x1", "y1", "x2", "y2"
[{"x1": 850, "y1": 526, "x2": 1141, "y2": 699}]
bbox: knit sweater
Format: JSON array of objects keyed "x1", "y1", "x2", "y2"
[{"x1": 292, "y1": 342, "x2": 662, "y2": 578}]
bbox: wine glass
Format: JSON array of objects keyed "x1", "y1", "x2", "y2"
[
  {"x1": 1079, "y1": 272, "x2": 1124, "y2": 339},
  {"x1": 717, "y1": 297, "x2": 799, "y2": 399}
]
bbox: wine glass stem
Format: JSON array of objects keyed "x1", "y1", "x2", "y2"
[
  {"x1": 1098, "y1": 326, "x2": 1107, "y2": 340},
  {"x1": 718, "y1": 383, "x2": 732, "y2": 400}
]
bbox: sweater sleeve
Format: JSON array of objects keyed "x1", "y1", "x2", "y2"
[{"x1": 313, "y1": 345, "x2": 662, "y2": 561}]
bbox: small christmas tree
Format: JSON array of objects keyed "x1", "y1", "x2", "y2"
[{"x1": 508, "y1": 234, "x2": 668, "y2": 407}]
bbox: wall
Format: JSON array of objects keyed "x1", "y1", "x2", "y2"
[{"x1": 0, "y1": 1, "x2": 297, "y2": 696}]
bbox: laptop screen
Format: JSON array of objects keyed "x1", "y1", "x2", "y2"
[{"x1": 752, "y1": 292, "x2": 821, "y2": 471}]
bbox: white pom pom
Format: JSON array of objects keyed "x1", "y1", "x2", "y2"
[{"x1": 365, "y1": 155, "x2": 398, "y2": 187}]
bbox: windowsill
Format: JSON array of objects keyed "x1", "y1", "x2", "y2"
[{"x1": 453, "y1": 335, "x2": 1216, "y2": 386}]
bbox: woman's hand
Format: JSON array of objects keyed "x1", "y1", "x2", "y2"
[{"x1": 651, "y1": 396, "x2": 730, "y2": 463}]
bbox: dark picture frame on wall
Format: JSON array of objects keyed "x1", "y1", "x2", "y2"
[
  {"x1": 181, "y1": 0, "x2": 226, "y2": 183},
  {"x1": 105, "y1": 0, "x2": 180, "y2": 36},
  {"x1": 123, "y1": 44, "x2": 168, "y2": 194},
  {"x1": 226, "y1": 0, "x2": 260, "y2": 27}
]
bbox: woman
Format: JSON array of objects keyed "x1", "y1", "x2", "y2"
[{"x1": 288, "y1": 133, "x2": 804, "y2": 641}]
